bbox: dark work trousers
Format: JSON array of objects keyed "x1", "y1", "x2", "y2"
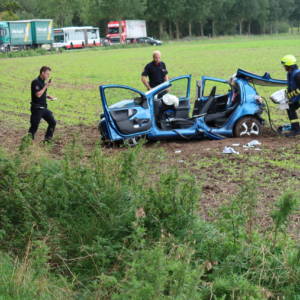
[
  {"x1": 287, "y1": 101, "x2": 300, "y2": 131},
  {"x1": 28, "y1": 107, "x2": 56, "y2": 140}
]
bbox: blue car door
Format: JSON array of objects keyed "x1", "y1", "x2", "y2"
[{"x1": 99, "y1": 85, "x2": 152, "y2": 140}]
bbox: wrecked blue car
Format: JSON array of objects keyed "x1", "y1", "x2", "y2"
[{"x1": 98, "y1": 69, "x2": 287, "y2": 145}]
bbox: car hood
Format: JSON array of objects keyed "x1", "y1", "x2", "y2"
[{"x1": 236, "y1": 69, "x2": 287, "y2": 87}]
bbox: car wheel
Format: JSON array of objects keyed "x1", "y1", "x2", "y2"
[
  {"x1": 98, "y1": 120, "x2": 110, "y2": 145},
  {"x1": 234, "y1": 116, "x2": 262, "y2": 137}
]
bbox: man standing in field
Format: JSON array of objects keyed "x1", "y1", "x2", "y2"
[
  {"x1": 141, "y1": 50, "x2": 169, "y2": 90},
  {"x1": 28, "y1": 66, "x2": 57, "y2": 142},
  {"x1": 281, "y1": 55, "x2": 300, "y2": 137}
]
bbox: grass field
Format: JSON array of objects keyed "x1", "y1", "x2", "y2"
[
  {"x1": 1, "y1": 34, "x2": 300, "y2": 128},
  {"x1": 1, "y1": 35, "x2": 300, "y2": 299}
]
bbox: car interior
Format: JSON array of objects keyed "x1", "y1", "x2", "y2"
[
  {"x1": 193, "y1": 82, "x2": 241, "y2": 128},
  {"x1": 153, "y1": 81, "x2": 241, "y2": 130},
  {"x1": 153, "y1": 89, "x2": 194, "y2": 130}
]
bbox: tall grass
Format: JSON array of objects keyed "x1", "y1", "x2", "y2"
[{"x1": 0, "y1": 141, "x2": 300, "y2": 299}]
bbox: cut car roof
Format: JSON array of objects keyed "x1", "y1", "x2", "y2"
[{"x1": 236, "y1": 69, "x2": 287, "y2": 87}]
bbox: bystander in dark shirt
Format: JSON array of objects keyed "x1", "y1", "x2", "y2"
[
  {"x1": 31, "y1": 76, "x2": 47, "y2": 108},
  {"x1": 142, "y1": 61, "x2": 168, "y2": 88}
]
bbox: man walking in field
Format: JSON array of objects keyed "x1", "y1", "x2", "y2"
[
  {"x1": 281, "y1": 55, "x2": 300, "y2": 137},
  {"x1": 141, "y1": 50, "x2": 169, "y2": 90},
  {"x1": 28, "y1": 66, "x2": 57, "y2": 142}
]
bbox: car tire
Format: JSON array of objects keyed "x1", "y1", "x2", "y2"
[
  {"x1": 234, "y1": 116, "x2": 262, "y2": 137},
  {"x1": 98, "y1": 120, "x2": 110, "y2": 144}
]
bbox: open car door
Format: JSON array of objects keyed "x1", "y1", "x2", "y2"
[{"x1": 99, "y1": 85, "x2": 152, "y2": 141}]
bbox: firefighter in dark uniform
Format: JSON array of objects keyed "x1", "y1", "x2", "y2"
[
  {"x1": 28, "y1": 66, "x2": 57, "y2": 142},
  {"x1": 141, "y1": 50, "x2": 169, "y2": 90},
  {"x1": 281, "y1": 55, "x2": 300, "y2": 136}
]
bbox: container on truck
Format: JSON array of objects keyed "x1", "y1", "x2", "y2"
[
  {"x1": 106, "y1": 20, "x2": 147, "y2": 44},
  {"x1": 31, "y1": 19, "x2": 53, "y2": 47},
  {"x1": 0, "y1": 19, "x2": 53, "y2": 52}
]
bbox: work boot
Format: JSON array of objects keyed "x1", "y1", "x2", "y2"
[
  {"x1": 285, "y1": 129, "x2": 300, "y2": 137},
  {"x1": 285, "y1": 123, "x2": 300, "y2": 137}
]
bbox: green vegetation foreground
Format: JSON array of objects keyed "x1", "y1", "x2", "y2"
[{"x1": 0, "y1": 141, "x2": 300, "y2": 299}]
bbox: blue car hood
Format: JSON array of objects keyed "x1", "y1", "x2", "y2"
[{"x1": 236, "y1": 69, "x2": 287, "y2": 87}]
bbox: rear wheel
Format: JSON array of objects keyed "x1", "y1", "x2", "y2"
[{"x1": 234, "y1": 116, "x2": 262, "y2": 137}]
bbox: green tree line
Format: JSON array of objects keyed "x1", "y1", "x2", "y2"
[{"x1": 1, "y1": 0, "x2": 300, "y2": 38}]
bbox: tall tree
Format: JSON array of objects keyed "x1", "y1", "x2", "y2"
[
  {"x1": 165, "y1": 0, "x2": 185, "y2": 39},
  {"x1": 231, "y1": 0, "x2": 249, "y2": 34},
  {"x1": 0, "y1": 0, "x2": 19, "y2": 20},
  {"x1": 184, "y1": 0, "x2": 210, "y2": 37},
  {"x1": 290, "y1": 0, "x2": 300, "y2": 31},
  {"x1": 146, "y1": 0, "x2": 168, "y2": 39}
]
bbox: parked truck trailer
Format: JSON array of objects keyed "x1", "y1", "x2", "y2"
[
  {"x1": 0, "y1": 19, "x2": 53, "y2": 52},
  {"x1": 106, "y1": 20, "x2": 147, "y2": 44}
]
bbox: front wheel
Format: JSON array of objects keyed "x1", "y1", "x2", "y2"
[{"x1": 234, "y1": 116, "x2": 262, "y2": 137}]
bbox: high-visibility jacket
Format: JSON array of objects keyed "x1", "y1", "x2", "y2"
[{"x1": 287, "y1": 68, "x2": 300, "y2": 103}]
